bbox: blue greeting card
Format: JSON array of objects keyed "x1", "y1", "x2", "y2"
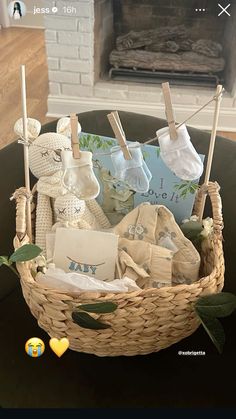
[{"x1": 80, "y1": 133, "x2": 205, "y2": 225}]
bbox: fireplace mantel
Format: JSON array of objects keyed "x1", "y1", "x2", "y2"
[{"x1": 43, "y1": 0, "x2": 236, "y2": 131}]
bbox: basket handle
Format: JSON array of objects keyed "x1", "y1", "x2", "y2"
[
  {"x1": 193, "y1": 181, "x2": 223, "y2": 239},
  {"x1": 12, "y1": 185, "x2": 37, "y2": 241}
]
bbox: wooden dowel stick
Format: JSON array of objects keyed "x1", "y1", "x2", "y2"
[
  {"x1": 20, "y1": 65, "x2": 32, "y2": 241},
  {"x1": 199, "y1": 85, "x2": 223, "y2": 222},
  {"x1": 107, "y1": 112, "x2": 132, "y2": 160},
  {"x1": 162, "y1": 82, "x2": 178, "y2": 140},
  {"x1": 70, "y1": 114, "x2": 80, "y2": 159}
]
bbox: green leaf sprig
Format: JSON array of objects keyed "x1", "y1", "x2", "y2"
[
  {"x1": 80, "y1": 134, "x2": 115, "y2": 153},
  {"x1": 72, "y1": 301, "x2": 118, "y2": 330},
  {"x1": 194, "y1": 292, "x2": 236, "y2": 353},
  {"x1": 180, "y1": 220, "x2": 204, "y2": 251},
  {"x1": 0, "y1": 244, "x2": 42, "y2": 278},
  {"x1": 174, "y1": 181, "x2": 199, "y2": 199}
]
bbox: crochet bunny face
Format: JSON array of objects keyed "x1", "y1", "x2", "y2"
[
  {"x1": 55, "y1": 194, "x2": 86, "y2": 222},
  {"x1": 14, "y1": 117, "x2": 80, "y2": 179},
  {"x1": 29, "y1": 132, "x2": 71, "y2": 179}
]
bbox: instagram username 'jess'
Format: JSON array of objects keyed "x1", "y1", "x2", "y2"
[{"x1": 33, "y1": 5, "x2": 77, "y2": 14}]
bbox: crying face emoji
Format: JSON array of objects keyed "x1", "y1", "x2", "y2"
[{"x1": 25, "y1": 338, "x2": 45, "y2": 358}]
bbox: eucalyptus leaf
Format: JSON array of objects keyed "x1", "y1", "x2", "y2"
[
  {"x1": 180, "y1": 220, "x2": 203, "y2": 239},
  {"x1": 196, "y1": 310, "x2": 225, "y2": 353},
  {"x1": 195, "y1": 292, "x2": 236, "y2": 318},
  {"x1": 180, "y1": 191, "x2": 188, "y2": 199},
  {"x1": 175, "y1": 183, "x2": 186, "y2": 190},
  {"x1": 0, "y1": 256, "x2": 11, "y2": 267},
  {"x1": 78, "y1": 302, "x2": 117, "y2": 314},
  {"x1": 72, "y1": 312, "x2": 111, "y2": 330},
  {"x1": 190, "y1": 184, "x2": 198, "y2": 192},
  {"x1": 9, "y1": 244, "x2": 42, "y2": 263}
]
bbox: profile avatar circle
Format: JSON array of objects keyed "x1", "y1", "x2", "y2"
[{"x1": 8, "y1": 1, "x2": 27, "y2": 20}]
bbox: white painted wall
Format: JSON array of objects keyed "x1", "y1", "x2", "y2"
[{"x1": 0, "y1": 0, "x2": 10, "y2": 27}]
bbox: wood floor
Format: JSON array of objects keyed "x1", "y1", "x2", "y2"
[
  {"x1": 0, "y1": 27, "x2": 236, "y2": 150},
  {"x1": 0, "y1": 27, "x2": 53, "y2": 149}
]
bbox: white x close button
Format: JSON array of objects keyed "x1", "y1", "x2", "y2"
[{"x1": 218, "y1": 3, "x2": 231, "y2": 16}]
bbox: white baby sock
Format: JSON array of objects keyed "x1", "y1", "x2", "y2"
[
  {"x1": 142, "y1": 160, "x2": 152, "y2": 182},
  {"x1": 111, "y1": 142, "x2": 152, "y2": 193},
  {"x1": 156, "y1": 124, "x2": 203, "y2": 181},
  {"x1": 61, "y1": 150, "x2": 100, "y2": 200}
]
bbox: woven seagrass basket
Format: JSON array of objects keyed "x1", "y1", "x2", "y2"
[{"x1": 13, "y1": 181, "x2": 224, "y2": 357}]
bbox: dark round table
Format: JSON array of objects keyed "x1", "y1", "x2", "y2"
[{"x1": 0, "y1": 111, "x2": 236, "y2": 408}]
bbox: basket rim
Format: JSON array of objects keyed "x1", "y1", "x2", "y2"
[{"x1": 16, "y1": 256, "x2": 220, "y2": 300}]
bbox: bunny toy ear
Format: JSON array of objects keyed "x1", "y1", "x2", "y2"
[
  {"x1": 14, "y1": 118, "x2": 41, "y2": 141},
  {"x1": 57, "y1": 116, "x2": 82, "y2": 138}
]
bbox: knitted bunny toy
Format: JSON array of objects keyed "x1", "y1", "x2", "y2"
[
  {"x1": 14, "y1": 117, "x2": 111, "y2": 254},
  {"x1": 52, "y1": 193, "x2": 102, "y2": 231}
]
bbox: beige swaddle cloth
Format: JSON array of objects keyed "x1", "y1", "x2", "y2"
[{"x1": 114, "y1": 202, "x2": 200, "y2": 285}]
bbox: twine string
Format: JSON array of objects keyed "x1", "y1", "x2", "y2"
[
  {"x1": 17, "y1": 89, "x2": 224, "y2": 156},
  {"x1": 10, "y1": 188, "x2": 33, "y2": 202},
  {"x1": 144, "y1": 88, "x2": 225, "y2": 145}
]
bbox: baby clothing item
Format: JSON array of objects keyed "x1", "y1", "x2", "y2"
[
  {"x1": 111, "y1": 142, "x2": 152, "y2": 193},
  {"x1": 156, "y1": 124, "x2": 203, "y2": 181},
  {"x1": 23, "y1": 119, "x2": 110, "y2": 254},
  {"x1": 117, "y1": 238, "x2": 173, "y2": 289},
  {"x1": 61, "y1": 150, "x2": 100, "y2": 200},
  {"x1": 114, "y1": 202, "x2": 200, "y2": 285},
  {"x1": 36, "y1": 171, "x2": 110, "y2": 253}
]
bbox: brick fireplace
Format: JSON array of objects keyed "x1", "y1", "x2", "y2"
[{"x1": 44, "y1": 0, "x2": 236, "y2": 131}]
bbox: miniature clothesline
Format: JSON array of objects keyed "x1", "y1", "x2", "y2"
[
  {"x1": 17, "y1": 87, "x2": 225, "y2": 158},
  {"x1": 17, "y1": 136, "x2": 142, "y2": 156},
  {"x1": 145, "y1": 87, "x2": 225, "y2": 145}
]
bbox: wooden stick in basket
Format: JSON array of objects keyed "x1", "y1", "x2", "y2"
[
  {"x1": 70, "y1": 113, "x2": 80, "y2": 159},
  {"x1": 20, "y1": 65, "x2": 32, "y2": 241},
  {"x1": 162, "y1": 82, "x2": 178, "y2": 140},
  {"x1": 107, "y1": 111, "x2": 132, "y2": 160},
  {"x1": 198, "y1": 84, "x2": 223, "y2": 222}
]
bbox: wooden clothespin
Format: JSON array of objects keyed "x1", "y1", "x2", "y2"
[
  {"x1": 70, "y1": 113, "x2": 80, "y2": 159},
  {"x1": 107, "y1": 111, "x2": 132, "y2": 160},
  {"x1": 162, "y1": 82, "x2": 178, "y2": 140}
]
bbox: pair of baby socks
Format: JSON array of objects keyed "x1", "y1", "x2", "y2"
[{"x1": 111, "y1": 142, "x2": 152, "y2": 193}]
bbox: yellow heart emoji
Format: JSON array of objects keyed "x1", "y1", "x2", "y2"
[{"x1": 49, "y1": 337, "x2": 69, "y2": 358}]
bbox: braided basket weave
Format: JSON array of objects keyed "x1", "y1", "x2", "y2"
[{"x1": 13, "y1": 181, "x2": 224, "y2": 356}]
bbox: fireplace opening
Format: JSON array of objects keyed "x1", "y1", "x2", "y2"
[{"x1": 94, "y1": 0, "x2": 236, "y2": 93}]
